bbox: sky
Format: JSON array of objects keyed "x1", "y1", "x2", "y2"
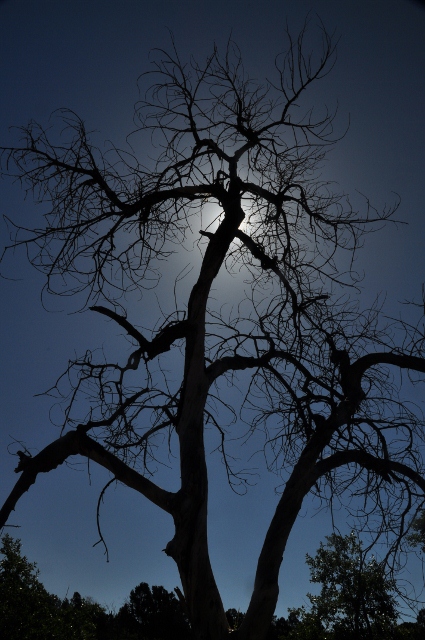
[{"x1": 1, "y1": 0, "x2": 425, "y2": 620}]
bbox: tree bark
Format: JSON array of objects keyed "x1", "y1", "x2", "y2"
[
  {"x1": 162, "y1": 196, "x2": 245, "y2": 639},
  {"x1": 166, "y1": 372, "x2": 229, "y2": 639},
  {"x1": 237, "y1": 455, "x2": 319, "y2": 640},
  {"x1": 238, "y1": 407, "x2": 352, "y2": 640},
  {"x1": 165, "y1": 482, "x2": 229, "y2": 639}
]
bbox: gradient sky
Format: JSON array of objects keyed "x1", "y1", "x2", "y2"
[{"x1": 1, "y1": 0, "x2": 425, "y2": 620}]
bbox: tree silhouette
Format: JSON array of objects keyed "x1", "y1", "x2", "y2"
[
  {"x1": 290, "y1": 533, "x2": 398, "y2": 639},
  {"x1": 408, "y1": 510, "x2": 425, "y2": 553},
  {"x1": 1, "y1": 20, "x2": 425, "y2": 640},
  {"x1": 116, "y1": 581, "x2": 191, "y2": 639},
  {"x1": 0, "y1": 534, "x2": 61, "y2": 639},
  {"x1": 0, "y1": 535, "x2": 107, "y2": 639}
]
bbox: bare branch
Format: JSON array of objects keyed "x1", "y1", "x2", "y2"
[
  {"x1": 1, "y1": 24, "x2": 420, "y2": 640},
  {"x1": 313, "y1": 449, "x2": 425, "y2": 494},
  {"x1": 0, "y1": 430, "x2": 175, "y2": 530}
]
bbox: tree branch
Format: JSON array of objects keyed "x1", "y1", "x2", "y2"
[
  {"x1": 234, "y1": 229, "x2": 300, "y2": 312},
  {"x1": 127, "y1": 184, "x2": 219, "y2": 216},
  {"x1": 313, "y1": 449, "x2": 425, "y2": 494},
  {"x1": 206, "y1": 349, "x2": 337, "y2": 397},
  {"x1": 90, "y1": 305, "x2": 188, "y2": 359},
  {"x1": 76, "y1": 431, "x2": 175, "y2": 512},
  {"x1": 0, "y1": 430, "x2": 175, "y2": 529},
  {"x1": 90, "y1": 306, "x2": 148, "y2": 346},
  {"x1": 352, "y1": 352, "x2": 425, "y2": 380}
]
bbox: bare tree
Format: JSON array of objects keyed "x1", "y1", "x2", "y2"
[{"x1": 1, "y1": 22, "x2": 425, "y2": 640}]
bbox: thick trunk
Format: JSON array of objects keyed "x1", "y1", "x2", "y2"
[
  {"x1": 166, "y1": 352, "x2": 228, "y2": 640},
  {"x1": 236, "y1": 474, "x2": 308, "y2": 640},
  {"x1": 166, "y1": 388, "x2": 229, "y2": 639},
  {"x1": 237, "y1": 424, "x2": 338, "y2": 640},
  {"x1": 168, "y1": 382, "x2": 229, "y2": 639},
  {"x1": 165, "y1": 194, "x2": 244, "y2": 638},
  {"x1": 165, "y1": 492, "x2": 229, "y2": 640}
]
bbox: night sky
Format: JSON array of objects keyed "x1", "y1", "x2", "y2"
[{"x1": 1, "y1": 0, "x2": 425, "y2": 619}]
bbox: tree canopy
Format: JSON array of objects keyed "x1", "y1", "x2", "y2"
[
  {"x1": 1, "y1": 20, "x2": 425, "y2": 640},
  {"x1": 289, "y1": 533, "x2": 399, "y2": 639},
  {"x1": 0, "y1": 534, "x2": 59, "y2": 640},
  {"x1": 408, "y1": 511, "x2": 425, "y2": 554},
  {"x1": 3, "y1": 533, "x2": 425, "y2": 640},
  {"x1": 116, "y1": 581, "x2": 191, "y2": 640},
  {"x1": 0, "y1": 534, "x2": 107, "y2": 640}
]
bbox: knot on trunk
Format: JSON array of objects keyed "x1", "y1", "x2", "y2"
[{"x1": 163, "y1": 536, "x2": 179, "y2": 559}]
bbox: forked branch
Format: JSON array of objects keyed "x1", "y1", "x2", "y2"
[{"x1": 0, "y1": 430, "x2": 175, "y2": 530}]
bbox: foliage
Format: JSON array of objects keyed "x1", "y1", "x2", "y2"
[
  {"x1": 3, "y1": 533, "x2": 425, "y2": 640},
  {"x1": 286, "y1": 533, "x2": 398, "y2": 639},
  {"x1": 0, "y1": 533, "x2": 62, "y2": 639},
  {"x1": 417, "y1": 607, "x2": 425, "y2": 628},
  {"x1": 0, "y1": 534, "x2": 108, "y2": 640},
  {"x1": 225, "y1": 609, "x2": 289, "y2": 640},
  {"x1": 61, "y1": 591, "x2": 112, "y2": 640},
  {"x1": 116, "y1": 581, "x2": 192, "y2": 640},
  {"x1": 0, "y1": 533, "x2": 190, "y2": 640},
  {"x1": 408, "y1": 511, "x2": 425, "y2": 553},
  {"x1": 225, "y1": 608, "x2": 245, "y2": 631},
  {"x1": 2, "y1": 19, "x2": 425, "y2": 640},
  {"x1": 395, "y1": 621, "x2": 422, "y2": 639}
]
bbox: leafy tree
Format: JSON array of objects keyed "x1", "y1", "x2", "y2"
[
  {"x1": 225, "y1": 609, "x2": 245, "y2": 632},
  {"x1": 2, "y1": 20, "x2": 425, "y2": 640},
  {"x1": 0, "y1": 534, "x2": 109, "y2": 640},
  {"x1": 0, "y1": 533, "x2": 63, "y2": 639},
  {"x1": 408, "y1": 511, "x2": 425, "y2": 553},
  {"x1": 416, "y1": 608, "x2": 425, "y2": 628},
  {"x1": 273, "y1": 611, "x2": 305, "y2": 639},
  {"x1": 283, "y1": 608, "x2": 327, "y2": 640},
  {"x1": 395, "y1": 621, "x2": 422, "y2": 639},
  {"x1": 225, "y1": 607, "x2": 291, "y2": 639},
  {"x1": 288, "y1": 533, "x2": 398, "y2": 640},
  {"x1": 116, "y1": 581, "x2": 191, "y2": 639},
  {"x1": 61, "y1": 591, "x2": 111, "y2": 640}
]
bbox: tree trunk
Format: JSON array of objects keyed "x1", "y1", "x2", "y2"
[
  {"x1": 237, "y1": 426, "x2": 337, "y2": 640},
  {"x1": 166, "y1": 338, "x2": 229, "y2": 638},
  {"x1": 236, "y1": 474, "x2": 308, "y2": 640},
  {"x1": 163, "y1": 196, "x2": 244, "y2": 639},
  {"x1": 165, "y1": 492, "x2": 229, "y2": 640},
  {"x1": 165, "y1": 396, "x2": 229, "y2": 639}
]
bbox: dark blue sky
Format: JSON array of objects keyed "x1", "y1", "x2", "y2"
[{"x1": 1, "y1": 0, "x2": 425, "y2": 618}]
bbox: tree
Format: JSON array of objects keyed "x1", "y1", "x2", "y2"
[
  {"x1": 282, "y1": 609, "x2": 327, "y2": 640},
  {"x1": 289, "y1": 533, "x2": 398, "y2": 639},
  {"x1": 224, "y1": 609, "x2": 287, "y2": 640},
  {"x1": 0, "y1": 534, "x2": 62, "y2": 639},
  {"x1": 0, "y1": 534, "x2": 107, "y2": 640},
  {"x1": 408, "y1": 511, "x2": 425, "y2": 553},
  {"x1": 116, "y1": 581, "x2": 192, "y2": 639},
  {"x1": 61, "y1": 592, "x2": 111, "y2": 640},
  {"x1": 1, "y1": 20, "x2": 425, "y2": 640}
]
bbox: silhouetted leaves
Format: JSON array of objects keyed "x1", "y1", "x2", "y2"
[
  {"x1": 0, "y1": 534, "x2": 108, "y2": 639},
  {"x1": 284, "y1": 533, "x2": 399, "y2": 639},
  {"x1": 116, "y1": 582, "x2": 192, "y2": 640}
]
